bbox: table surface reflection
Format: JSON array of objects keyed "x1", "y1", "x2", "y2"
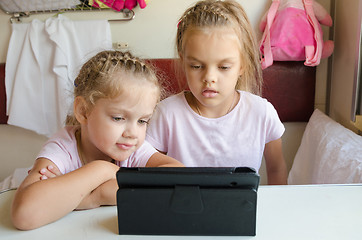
[{"x1": 1, "y1": 184, "x2": 362, "y2": 240}]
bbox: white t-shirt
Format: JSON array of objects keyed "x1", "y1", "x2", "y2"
[
  {"x1": 146, "y1": 91, "x2": 284, "y2": 171},
  {"x1": 37, "y1": 126, "x2": 157, "y2": 174}
]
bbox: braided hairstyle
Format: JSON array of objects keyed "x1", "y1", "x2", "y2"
[
  {"x1": 66, "y1": 50, "x2": 161, "y2": 125},
  {"x1": 176, "y1": 0, "x2": 263, "y2": 95}
]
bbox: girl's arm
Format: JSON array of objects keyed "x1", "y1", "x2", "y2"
[
  {"x1": 146, "y1": 152, "x2": 184, "y2": 167},
  {"x1": 36, "y1": 165, "x2": 118, "y2": 210},
  {"x1": 11, "y1": 157, "x2": 119, "y2": 230},
  {"x1": 76, "y1": 179, "x2": 118, "y2": 210},
  {"x1": 263, "y1": 138, "x2": 288, "y2": 185}
]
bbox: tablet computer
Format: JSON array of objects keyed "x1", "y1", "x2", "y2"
[{"x1": 116, "y1": 167, "x2": 259, "y2": 236}]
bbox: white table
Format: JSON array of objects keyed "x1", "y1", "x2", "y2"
[{"x1": 1, "y1": 185, "x2": 362, "y2": 240}]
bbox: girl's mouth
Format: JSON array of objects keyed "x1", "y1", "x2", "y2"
[
  {"x1": 117, "y1": 143, "x2": 134, "y2": 150},
  {"x1": 202, "y1": 89, "x2": 218, "y2": 98}
]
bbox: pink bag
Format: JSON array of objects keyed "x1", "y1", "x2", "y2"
[
  {"x1": 259, "y1": 0, "x2": 334, "y2": 69},
  {"x1": 97, "y1": 0, "x2": 148, "y2": 11}
]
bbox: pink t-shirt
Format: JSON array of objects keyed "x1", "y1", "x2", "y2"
[
  {"x1": 146, "y1": 91, "x2": 285, "y2": 171},
  {"x1": 37, "y1": 126, "x2": 156, "y2": 174}
]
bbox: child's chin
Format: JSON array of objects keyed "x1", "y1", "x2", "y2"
[{"x1": 113, "y1": 152, "x2": 134, "y2": 162}]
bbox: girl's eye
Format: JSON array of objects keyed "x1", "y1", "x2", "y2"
[
  {"x1": 138, "y1": 119, "x2": 149, "y2": 125},
  {"x1": 219, "y1": 66, "x2": 231, "y2": 70},
  {"x1": 190, "y1": 64, "x2": 202, "y2": 69},
  {"x1": 112, "y1": 116, "x2": 124, "y2": 122}
]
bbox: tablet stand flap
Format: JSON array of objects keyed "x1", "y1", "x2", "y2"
[{"x1": 170, "y1": 185, "x2": 204, "y2": 214}]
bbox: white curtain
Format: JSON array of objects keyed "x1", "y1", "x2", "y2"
[{"x1": 5, "y1": 15, "x2": 112, "y2": 136}]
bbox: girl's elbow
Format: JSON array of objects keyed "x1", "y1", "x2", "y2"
[
  {"x1": 11, "y1": 200, "x2": 42, "y2": 230},
  {"x1": 12, "y1": 217, "x2": 37, "y2": 231},
  {"x1": 11, "y1": 208, "x2": 35, "y2": 230}
]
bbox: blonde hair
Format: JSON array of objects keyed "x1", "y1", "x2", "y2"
[
  {"x1": 66, "y1": 50, "x2": 162, "y2": 125},
  {"x1": 176, "y1": 0, "x2": 263, "y2": 95}
]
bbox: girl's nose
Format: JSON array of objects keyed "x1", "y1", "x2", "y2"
[
  {"x1": 122, "y1": 122, "x2": 137, "y2": 138},
  {"x1": 203, "y1": 78, "x2": 216, "y2": 84},
  {"x1": 203, "y1": 67, "x2": 217, "y2": 84}
]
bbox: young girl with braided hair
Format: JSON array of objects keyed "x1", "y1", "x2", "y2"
[
  {"x1": 11, "y1": 50, "x2": 184, "y2": 230},
  {"x1": 146, "y1": 0, "x2": 287, "y2": 184}
]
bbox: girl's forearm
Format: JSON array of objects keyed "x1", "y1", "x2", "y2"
[
  {"x1": 76, "y1": 179, "x2": 118, "y2": 210},
  {"x1": 267, "y1": 168, "x2": 288, "y2": 185},
  {"x1": 11, "y1": 160, "x2": 118, "y2": 230}
]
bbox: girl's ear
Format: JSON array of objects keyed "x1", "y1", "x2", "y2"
[{"x1": 74, "y1": 96, "x2": 88, "y2": 124}]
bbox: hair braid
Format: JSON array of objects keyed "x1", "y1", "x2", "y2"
[{"x1": 67, "y1": 50, "x2": 161, "y2": 125}]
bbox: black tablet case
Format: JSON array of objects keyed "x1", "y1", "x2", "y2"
[{"x1": 116, "y1": 167, "x2": 259, "y2": 236}]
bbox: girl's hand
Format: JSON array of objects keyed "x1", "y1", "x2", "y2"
[
  {"x1": 146, "y1": 152, "x2": 185, "y2": 167},
  {"x1": 39, "y1": 165, "x2": 62, "y2": 180}
]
